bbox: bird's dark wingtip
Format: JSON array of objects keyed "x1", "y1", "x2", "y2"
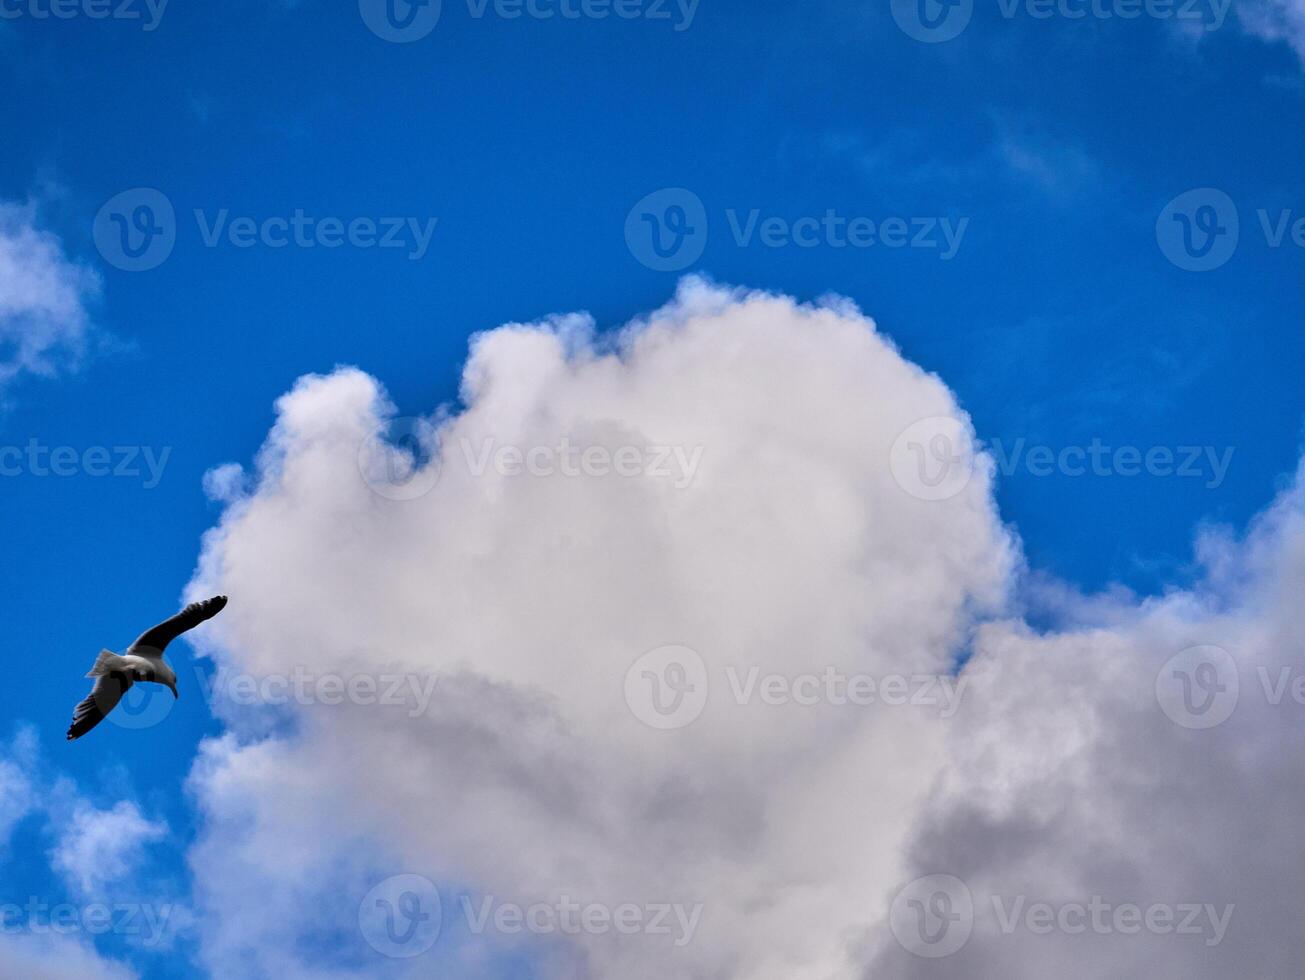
[{"x1": 184, "y1": 594, "x2": 229, "y2": 621}]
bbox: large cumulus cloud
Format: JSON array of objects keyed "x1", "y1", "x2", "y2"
[
  {"x1": 181, "y1": 277, "x2": 1305, "y2": 979},
  {"x1": 183, "y1": 278, "x2": 1013, "y2": 979}
]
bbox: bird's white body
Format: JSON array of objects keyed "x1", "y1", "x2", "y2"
[
  {"x1": 122, "y1": 653, "x2": 177, "y2": 687},
  {"x1": 86, "y1": 649, "x2": 178, "y2": 695}
]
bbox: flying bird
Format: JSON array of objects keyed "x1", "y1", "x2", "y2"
[{"x1": 66, "y1": 595, "x2": 229, "y2": 742}]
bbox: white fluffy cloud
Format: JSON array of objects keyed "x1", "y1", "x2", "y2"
[
  {"x1": 0, "y1": 199, "x2": 100, "y2": 391},
  {"x1": 182, "y1": 278, "x2": 1305, "y2": 978},
  {"x1": 184, "y1": 279, "x2": 1013, "y2": 979}
]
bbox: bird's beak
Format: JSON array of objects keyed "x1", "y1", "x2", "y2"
[{"x1": 169, "y1": 684, "x2": 179, "y2": 700}]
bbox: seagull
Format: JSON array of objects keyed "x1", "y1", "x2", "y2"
[{"x1": 66, "y1": 595, "x2": 228, "y2": 742}]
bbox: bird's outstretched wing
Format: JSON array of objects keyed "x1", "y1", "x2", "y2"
[
  {"x1": 127, "y1": 595, "x2": 228, "y2": 657},
  {"x1": 66, "y1": 673, "x2": 132, "y2": 741}
]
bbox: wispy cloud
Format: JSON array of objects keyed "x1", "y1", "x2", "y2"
[
  {"x1": 995, "y1": 128, "x2": 1101, "y2": 200},
  {"x1": 0, "y1": 198, "x2": 100, "y2": 394},
  {"x1": 0, "y1": 731, "x2": 175, "y2": 977},
  {"x1": 1237, "y1": 0, "x2": 1305, "y2": 66},
  {"x1": 0, "y1": 729, "x2": 36, "y2": 849},
  {"x1": 49, "y1": 801, "x2": 169, "y2": 898},
  {"x1": 819, "y1": 115, "x2": 1102, "y2": 206}
]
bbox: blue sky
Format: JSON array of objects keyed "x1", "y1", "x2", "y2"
[{"x1": 3, "y1": 1, "x2": 1305, "y2": 977}]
